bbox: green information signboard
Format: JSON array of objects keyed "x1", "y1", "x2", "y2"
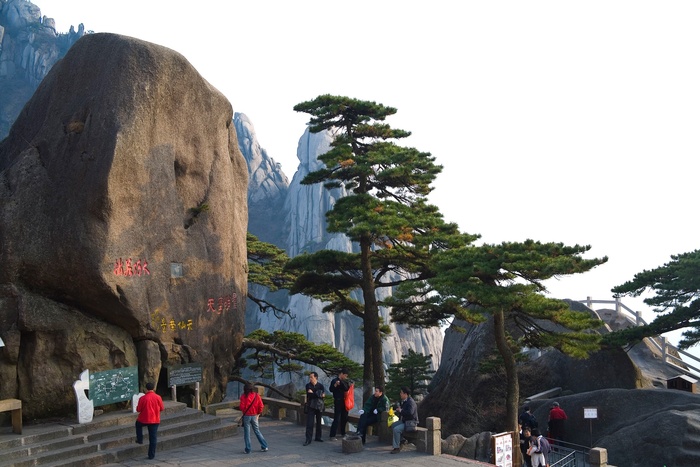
[
  {"x1": 168, "y1": 363, "x2": 203, "y2": 387},
  {"x1": 89, "y1": 366, "x2": 139, "y2": 407}
]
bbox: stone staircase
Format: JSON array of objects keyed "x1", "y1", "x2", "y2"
[{"x1": 0, "y1": 401, "x2": 236, "y2": 466}]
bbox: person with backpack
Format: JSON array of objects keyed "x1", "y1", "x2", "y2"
[
  {"x1": 518, "y1": 405, "x2": 538, "y2": 430},
  {"x1": 527, "y1": 428, "x2": 551, "y2": 467},
  {"x1": 328, "y1": 368, "x2": 351, "y2": 440}
]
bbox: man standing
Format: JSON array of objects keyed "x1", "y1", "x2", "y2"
[
  {"x1": 548, "y1": 401, "x2": 568, "y2": 442},
  {"x1": 328, "y1": 368, "x2": 350, "y2": 440},
  {"x1": 303, "y1": 371, "x2": 325, "y2": 446},
  {"x1": 356, "y1": 386, "x2": 390, "y2": 444},
  {"x1": 135, "y1": 382, "x2": 164, "y2": 460},
  {"x1": 390, "y1": 386, "x2": 417, "y2": 454}
]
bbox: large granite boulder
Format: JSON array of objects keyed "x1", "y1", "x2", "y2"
[{"x1": 0, "y1": 33, "x2": 248, "y2": 419}]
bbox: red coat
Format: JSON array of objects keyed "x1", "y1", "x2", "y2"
[
  {"x1": 136, "y1": 391, "x2": 164, "y2": 424},
  {"x1": 240, "y1": 392, "x2": 263, "y2": 416},
  {"x1": 549, "y1": 406, "x2": 568, "y2": 421}
]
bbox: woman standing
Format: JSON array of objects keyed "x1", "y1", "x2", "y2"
[{"x1": 240, "y1": 383, "x2": 269, "y2": 454}]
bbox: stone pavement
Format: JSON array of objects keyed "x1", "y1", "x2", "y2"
[{"x1": 104, "y1": 418, "x2": 496, "y2": 467}]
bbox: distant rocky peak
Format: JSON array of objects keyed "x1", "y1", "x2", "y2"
[{"x1": 234, "y1": 112, "x2": 289, "y2": 246}]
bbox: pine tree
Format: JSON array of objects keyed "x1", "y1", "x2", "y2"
[
  {"x1": 385, "y1": 349, "x2": 434, "y2": 399},
  {"x1": 246, "y1": 232, "x2": 296, "y2": 318},
  {"x1": 287, "y1": 95, "x2": 470, "y2": 398},
  {"x1": 393, "y1": 239, "x2": 607, "y2": 434},
  {"x1": 607, "y1": 249, "x2": 700, "y2": 349}
]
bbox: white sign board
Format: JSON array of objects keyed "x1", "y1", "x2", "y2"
[
  {"x1": 492, "y1": 432, "x2": 513, "y2": 467},
  {"x1": 584, "y1": 407, "x2": 598, "y2": 419}
]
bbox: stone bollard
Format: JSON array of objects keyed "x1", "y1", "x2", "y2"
[
  {"x1": 426, "y1": 417, "x2": 442, "y2": 455},
  {"x1": 590, "y1": 447, "x2": 616, "y2": 467},
  {"x1": 342, "y1": 434, "x2": 364, "y2": 453}
]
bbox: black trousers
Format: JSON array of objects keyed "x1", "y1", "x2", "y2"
[
  {"x1": 329, "y1": 400, "x2": 348, "y2": 437},
  {"x1": 305, "y1": 408, "x2": 323, "y2": 441},
  {"x1": 357, "y1": 412, "x2": 379, "y2": 436}
]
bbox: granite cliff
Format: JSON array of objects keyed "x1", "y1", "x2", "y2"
[{"x1": 238, "y1": 120, "x2": 444, "y2": 390}]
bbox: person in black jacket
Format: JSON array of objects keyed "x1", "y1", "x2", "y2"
[
  {"x1": 303, "y1": 371, "x2": 325, "y2": 446},
  {"x1": 328, "y1": 368, "x2": 350, "y2": 440},
  {"x1": 518, "y1": 405, "x2": 538, "y2": 430}
]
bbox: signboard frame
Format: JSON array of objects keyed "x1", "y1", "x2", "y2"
[{"x1": 167, "y1": 363, "x2": 203, "y2": 387}]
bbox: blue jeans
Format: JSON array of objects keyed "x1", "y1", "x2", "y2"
[
  {"x1": 135, "y1": 420, "x2": 159, "y2": 459},
  {"x1": 243, "y1": 415, "x2": 268, "y2": 453},
  {"x1": 391, "y1": 421, "x2": 405, "y2": 448}
]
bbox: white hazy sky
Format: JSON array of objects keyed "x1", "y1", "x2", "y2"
[{"x1": 38, "y1": 1, "x2": 699, "y2": 350}]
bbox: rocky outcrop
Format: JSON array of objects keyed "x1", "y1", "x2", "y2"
[
  {"x1": 242, "y1": 126, "x2": 444, "y2": 390},
  {"x1": 0, "y1": 0, "x2": 85, "y2": 138},
  {"x1": 0, "y1": 33, "x2": 248, "y2": 419}
]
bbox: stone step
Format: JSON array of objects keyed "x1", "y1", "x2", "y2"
[
  {"x1": 42, "y1": 421, "x2": 237, "y2": 467},
  {"x1": 0, "y1": 402, "x2": 236, "y2": 467},
  {"x1": 0, "y1": 424, "x2": 73, "y2": 451}
]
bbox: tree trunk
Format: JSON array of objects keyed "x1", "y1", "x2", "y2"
[
  {"x1": 493, "y1": 308, "x2": 519, "y2": 433},
  {"x1": 360, "y1": 235, "x2": 385, "y2": 396}
]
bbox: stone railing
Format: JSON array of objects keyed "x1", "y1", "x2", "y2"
[{"x1": 580, "y1": 296, "x2": 700, "y2": 377}]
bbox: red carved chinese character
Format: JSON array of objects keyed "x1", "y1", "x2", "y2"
[
  {"x1": 217, "y1": 297, "x2": 224, "y2": 314},
  {"x1": 125, "y1": 258, "x2": 133, "y2": 276},
  {"x1": 207, "y1": 298, "x2": 215, "y2": 313},
  {"x1": 135, "y1": 260, "x2": 142, "y2": 276},
  {"x1": 114, "y1": 258, "x2": 124, "y2": 276},
  {"x1": 232, "y1": 292, "x2": 237, "y2": 310},
  {"x1": 224, "y1": 297, "x2": 231, "y2": 312},
  {"x1": 142, "y1": 260, "x2": 150, "y2": 275}
]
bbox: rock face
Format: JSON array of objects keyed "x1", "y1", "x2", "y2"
[
  {"x1": 234, "y1": 112, "x2": 288, "y2": 246},
  {"x1": 527, "y1": 388, "x2": 700, "y2": 467},
  {"x1": 241, "y1": 126, "x2": 444, "y2": 390},
  {"x1": 0, "y1": 33, "x2": 248, "y2": 419},
  {"x1": 0, "y1": 0, "x2": 85, "y2": 138}
]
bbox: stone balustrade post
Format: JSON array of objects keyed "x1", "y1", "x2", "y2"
[
  {"x1": 590, "y1": 447, "x2": 616, "y2": 467},
  {"x1": 426, "y1": 416, "x2": 441, "y2": 455},
  {"x1": 661, "y1": 336, "x2": 668, "y2": 363}
]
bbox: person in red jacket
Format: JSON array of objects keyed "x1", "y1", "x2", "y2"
[
  {"x1": 240, "y1": 383, "x2": 269, "y2": 454},
  {"x1": 548, "y1": 401, "x2": 568, "y2": 442},
  {"x1": 135, "y1": 382, "x2": 164, "y2": 459}
]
